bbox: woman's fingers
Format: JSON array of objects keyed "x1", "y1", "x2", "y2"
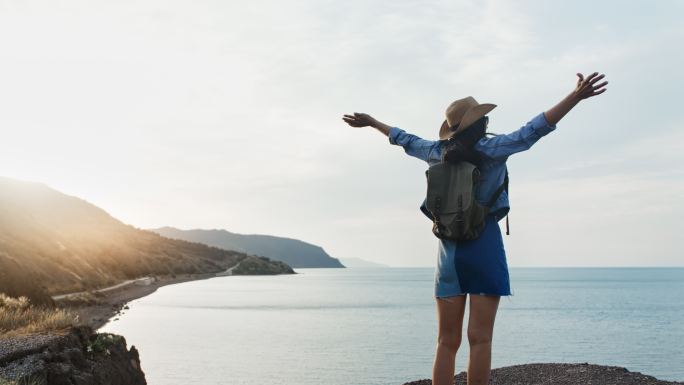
[
  {"x1": 585, "y1": 72, "x2": 600, "y2": 83},
  {"x1": 342, "y1": 112, "x2": 374, "y2": 127},
  {"x1": 576, "y1": 73, "x2": 588, "y2": 89},
  {"x1": 578, "y1": 72, "x2": 606, "y2": 88},
  {"x1": 593, "y1": 80, "x2": 608, "y2": 89},
  {"x1": 573, "y1": 71, "x2": 608, "y2": 100},
  {"x1": 342, "y1": 113, "x2": 367, "y2": 127},
  {"x1": 588, "y1": 73, "x2": 605, "y2": 85},
  {"x1": 578, "y1": 72, "x2": 599, "y2": 90},
  {"x1": 590, "y1": 88, "x2": 607, "y2": 96}
]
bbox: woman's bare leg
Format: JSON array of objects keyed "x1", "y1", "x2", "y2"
[
  {"x1": 432, "y1": 294, "x2": 467, "y2": 385},
  {"x1": 466, "y1": 294, "x2": 500, "y2": 385}
]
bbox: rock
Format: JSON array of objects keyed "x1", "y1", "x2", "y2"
[
  {"x1": 403, "y1": 362, "x2": 684, "y2": 385},
  {"x1": 0, "y1": 326, "x2": 146, "y2": 384}
]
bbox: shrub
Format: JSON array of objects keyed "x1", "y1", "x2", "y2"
[
  {"x1": 87, "y1": 334, "x2": 123, "y2": 356},
  {"x1": 0, "y1": 293, "x2": 76, "y2": 337}
]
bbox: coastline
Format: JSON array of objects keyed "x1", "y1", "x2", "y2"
[{"x1": 64, "y1": 273, "x2": 218, "y2": 330}]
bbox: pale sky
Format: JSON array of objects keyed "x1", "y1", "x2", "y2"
[{"x1": 1, "y1": 0, "x2": 682, "y2": 267}]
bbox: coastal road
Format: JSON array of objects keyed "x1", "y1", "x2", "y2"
[
  {"x1": 52, "y1": 277, "x2": 155, "y2": 301},
  {"x1": 216, "y1": 261, "x2": 242, "y2": 277},
  {"x1": 53, "y1": 260, "x2": 243, "y2": 300}
]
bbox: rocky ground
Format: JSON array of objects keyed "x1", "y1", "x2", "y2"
[
  {"x1": 0, "y1": 326, "x2": 145, "y2": 385},
  {"x1": 403, "y1": 362, "x2": 684, "y2": 385}
]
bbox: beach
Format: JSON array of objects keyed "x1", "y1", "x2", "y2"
[{"x1": 59, "y1": 273, "x2": 218, "y2": 330}]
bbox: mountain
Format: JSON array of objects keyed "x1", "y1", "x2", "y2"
[
  {"x1": 338, "y1": 258, "x2": 388, "y2": 268},
  {"x1": 0, "y1": 176, "x2": 294, "y2": 304},
  {"x1": 150, "y1": 227, "x2": 345, "y2": 268}
]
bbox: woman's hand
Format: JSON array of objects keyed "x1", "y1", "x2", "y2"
[
  {"x1": 573, "y1": 72, "x2": 608, "y2": 101},
  {"x1": 342, "y1": 112, "x2": 377, "y2": 127},
  {"x1": 342, "y1": 112, "x2": 393, "y2": 136},
  {"x1": 544, "y1": 71, "x2": 608, "y2": 126}
]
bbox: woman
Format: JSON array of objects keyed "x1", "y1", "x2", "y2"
[{"x1": 342, "y1": 72, "x2": 608, "y2": 385}]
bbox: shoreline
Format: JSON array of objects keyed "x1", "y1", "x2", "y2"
[{"x1": 64, "y1": 273, "x2": 218, "y2": 331}]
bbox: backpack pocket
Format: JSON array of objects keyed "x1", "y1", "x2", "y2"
[{"x1": 426, "y1": 162, "x2": 488, "y2": 241}]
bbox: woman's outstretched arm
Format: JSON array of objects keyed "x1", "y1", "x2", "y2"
[
  {"x1": 544, "y1": 71, "x2": 608, "y2": 125},
  {"x1": 342, "y1": 112, "x2": 440, "y2": 162},
  {"x1": 476, "y1": 71, "x2": 609, "y2": 161}
]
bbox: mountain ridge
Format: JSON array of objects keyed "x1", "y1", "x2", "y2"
[{"x1": 150, "y1": 226, "x2": 345, "y2": 268}]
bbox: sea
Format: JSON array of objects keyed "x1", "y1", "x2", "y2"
[{"x1": 101, "y1": 267, "x2": 684, "y2": 385}]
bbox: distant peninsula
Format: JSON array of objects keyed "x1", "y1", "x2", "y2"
[{"x1": 150, "y1": 227, "x2": 345, "y2": 268}]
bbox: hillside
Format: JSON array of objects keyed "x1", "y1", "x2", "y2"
[
  {"x1": 150, "y1": 227, "x2": 345, "y2": 268},
  {"x1": 0, "y1": 177, "x2": 294, "y2": 304}
]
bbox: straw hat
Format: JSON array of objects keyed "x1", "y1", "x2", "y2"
[{"x1": 438, "y1": 96, "x2": 497, "y2": 140}]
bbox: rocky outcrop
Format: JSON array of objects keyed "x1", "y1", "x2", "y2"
[
  {"x1": 0, "y1": 326, "x2": 145, "y2": 385},
  {"x1": 404, "y1": 362, "x2": 684, "y2": 385}
]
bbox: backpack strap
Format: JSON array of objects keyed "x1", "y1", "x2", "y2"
[
  {"x1": 506, "y1": 212, "x2": 510, "y2": 235},
  {"x1": 486, "y1": 170, "x2": 509, "y2": 207},
  {"x1": 486, "y1": 170, "x2": 511, "y2": 235},
  {"x1": 504, "y1": 170, "x2": 510, "y2": 235}
]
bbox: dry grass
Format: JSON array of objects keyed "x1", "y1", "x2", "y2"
[{"x1": 0, "y1": 293, "x2": 76, "y2": 337}]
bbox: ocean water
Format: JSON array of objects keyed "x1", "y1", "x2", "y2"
[{"x1": 101, "y1": 267, "x2": 684, "y2": 384}]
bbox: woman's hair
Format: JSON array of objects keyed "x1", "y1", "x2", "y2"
[{"x1": 441, "y1": 116, "x2": 490, "y2": 164}]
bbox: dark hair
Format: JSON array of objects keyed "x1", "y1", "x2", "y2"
[{"x1": 441, "y1": 116, "x2": 489, "y2": 165}]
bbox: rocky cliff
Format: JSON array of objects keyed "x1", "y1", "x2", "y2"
[{"x1": 0, "y1": 327, "x2": 145, "y2": 385}]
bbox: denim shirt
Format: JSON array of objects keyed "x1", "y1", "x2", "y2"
[{"x1": 388, "y1": 112, "x2": 557, "y2": 221}]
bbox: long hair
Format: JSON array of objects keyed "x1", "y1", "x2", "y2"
[{"x1": 441, "y1": 116, "x2": 489, "y2": 165}]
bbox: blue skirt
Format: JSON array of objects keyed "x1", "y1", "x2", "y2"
[{"x1": 434, "y1": 214, "x2": 512, "y2": 298}]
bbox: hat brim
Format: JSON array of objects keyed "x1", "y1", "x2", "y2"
[{"x1": 439, "y1": 103, "x2": 496, "y2": 140}]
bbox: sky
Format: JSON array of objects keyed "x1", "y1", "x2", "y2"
[{"x1": 1, "y1": 0, "x2": 682, "y2": 267}]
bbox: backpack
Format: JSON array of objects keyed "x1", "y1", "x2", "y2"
[{"x1": 424, "y1": 161, "x2": 509, "y2": 241}]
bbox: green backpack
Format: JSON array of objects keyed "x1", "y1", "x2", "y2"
[{"x1": 424, "y1": 161, "x2": 508, "y2": 241}]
